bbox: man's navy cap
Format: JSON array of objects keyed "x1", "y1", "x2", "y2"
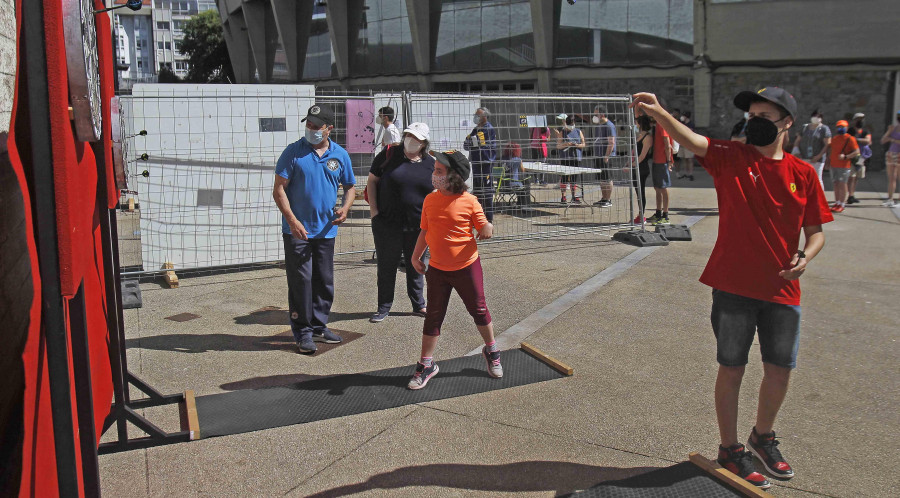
[
  {"x1": 431, "y1": 149, "x2": 471, "y2": 180},
  {"x1": 734, "y1": 87, "x2": 797, "y2": 119},
  {"x1": 301, "y1": 103, "x2": 335, "y2": 127}
]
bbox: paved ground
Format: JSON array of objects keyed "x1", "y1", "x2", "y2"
[{"x1": 99, "y1": 169, "x2": 899, "y2": 497}]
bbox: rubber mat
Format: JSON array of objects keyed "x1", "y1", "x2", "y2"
[
  {"x1": 195, "y1": 348, "x2": 567, "y2": 438},
  {"x1": 565, "y1": 462, "x2": 743, "y2": 498}
]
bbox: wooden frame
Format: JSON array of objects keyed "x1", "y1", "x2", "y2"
[
  {"x1": 689, "y1": 452, "x2": 772, "y2": 498},
  {"x1": 519, "y1": 342, "x2": 574, "y2": 376}
]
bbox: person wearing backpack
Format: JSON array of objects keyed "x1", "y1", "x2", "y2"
[{"x1": 792, "y1": 110, "x2": 831, "y2": 190}]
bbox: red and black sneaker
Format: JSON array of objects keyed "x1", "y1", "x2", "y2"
[
  {"x1": 747, "y1": 427, "x2": 795, "y2": 479},
  {"x1": 717, "y1": 444, "x2": 772, "y2": 490}
]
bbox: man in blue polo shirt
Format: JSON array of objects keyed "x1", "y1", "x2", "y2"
[{"x1": 273, "y1": 104, "x2": 356, "y2": 353}]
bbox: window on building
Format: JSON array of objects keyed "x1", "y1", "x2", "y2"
[
  {"x1": 175, "y1": 61, "x2": 187, "y2": 70},
  {"x1": 434, "y1": 0, "x2": 535, "y2": 72},
  {"x1": 259, "y1": 118, "x2": 287, "y2": 132},
  {"x1": 157, "y1": 21, "x2": 170, "y2": 30},
  {"x1": 556, "y1": 0, "x2": 693, "y2": 67},
  {"x1": 174, "y1": 40, "x2": 183, "y2": 52}
]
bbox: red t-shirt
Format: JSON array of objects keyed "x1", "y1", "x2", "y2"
[
  {"x1": 652, "y1": 126, "x2": 672, "y2": 164},
  {"x1": 697, "y1": 139, "x2": 833, "y2": 305}
]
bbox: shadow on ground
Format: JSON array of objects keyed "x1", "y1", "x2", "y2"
[
  {"x1": 232, "y1": 308, "x2": 372, "y2": 326},
  {"x1": 298, "y1": 461, "x2": 661, "y2": 498},
  {"x1": 125, "y1": 329, "x2": 363, "y2": 356},
  {"x1": 219, "y1": 367, "x2": 488, "y2": 394}
]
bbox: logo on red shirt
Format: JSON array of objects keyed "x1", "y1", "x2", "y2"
[
  {"x1": 790, "y1": 183, "x2": 797, "y2": 193},
  {"x1": 748, "y1": 167, "x2": 759, "y2": 183}
]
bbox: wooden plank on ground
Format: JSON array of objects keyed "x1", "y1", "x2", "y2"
[
  {"x1": 184, "y1": 389, "x2": 200, "y2": 440},
  {"x1": 689, "y1": 452, "x2": 771, "y2": 498},
  {"x1": 519, "y1": 342, "x2": 574, "y2": 376}
]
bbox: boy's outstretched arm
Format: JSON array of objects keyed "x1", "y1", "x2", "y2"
[{"x1": 630, "y1": 92, "x2": 709, "y2": 158}]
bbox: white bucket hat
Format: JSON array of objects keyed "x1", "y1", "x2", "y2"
[{"x1": 403, "y1": 122, "x2": 430, "y2": 141}]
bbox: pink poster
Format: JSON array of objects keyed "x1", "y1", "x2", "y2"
[{"x1": 345, "y1": 99, "x2": 376, "y2": 153}]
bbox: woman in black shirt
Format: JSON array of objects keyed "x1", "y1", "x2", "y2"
[{"x1": 366, "y1": 123, "x2": 435, "y2": 323}]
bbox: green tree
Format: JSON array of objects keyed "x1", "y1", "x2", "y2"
[
  {"x1": 157, "y1": 65, "x2": 182, "y2": 83},
  {"x1": 178, "y1": 10, "x2": 234, "y2": 83}
]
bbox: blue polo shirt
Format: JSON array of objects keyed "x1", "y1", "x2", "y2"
[{"x1": 276, "y1": 138, "x2": 355, "y2": 239}]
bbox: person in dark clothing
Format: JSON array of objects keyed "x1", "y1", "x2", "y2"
[
  {"x1": 633, "y1": 115, "x2": 653, "y2": 224},
  {"x1": 463, "y1": 107, "x2": 498, "y2": 222},
  {"x1": 847, "y1": 112, "x2": 872, "y2": 204},
  {"x1": 367, "y1": 123, "x2": 435, "y2": 323}
]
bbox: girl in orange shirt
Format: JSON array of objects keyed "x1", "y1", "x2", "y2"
[{"x1": 407, "y1": 150, "x2": 501, "y2": 390}]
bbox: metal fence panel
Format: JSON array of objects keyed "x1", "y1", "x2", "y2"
[{"x1": 117, "y1": 88, "x2": 637, "y2": 276}]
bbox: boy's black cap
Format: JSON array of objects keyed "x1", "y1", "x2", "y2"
[
  {"x1": 431, "y1": 149, "x2": 471, "y2": 179},
  {"x1": 301, "y1": 103, "x2": 335, "y2": 127},
  {"x1": 734, "y1": 87, "x2": 797, "y2": 119}
]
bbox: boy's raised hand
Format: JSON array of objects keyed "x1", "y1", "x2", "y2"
[{"x1": 630, "y1": 92, "x2": 664, "y2": 118}]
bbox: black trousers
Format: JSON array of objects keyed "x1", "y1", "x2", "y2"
[
  {"x1": 635, "y1": 160, "x2": 651, "y2": 213},
  {"x1": 283, "y1": 234, "x2": 335, "y2": 342},
  {"x1": 372, "y1": 217, "x2": 425, "y2": 313}
]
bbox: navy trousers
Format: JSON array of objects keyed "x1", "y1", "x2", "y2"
[{"x1": 283, "y1": 234, "x2": 335, "y2": 342}]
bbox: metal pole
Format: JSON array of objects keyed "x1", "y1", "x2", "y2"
[
  {"x1": 69, "y1": 281, "x2": 101, "y2": 498},
  {"x1": 402, "y1": 91, "x2": 412, "y2": 126},
  {"x1": 22, "y1": 0, "x2": 80, "y2": 493}
]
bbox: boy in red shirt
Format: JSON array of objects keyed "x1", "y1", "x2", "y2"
[
  {"x1": 631, "y1": 88, "x2": 833, "y2": 489},
  {"x1": 827, "y1": 119, "x2": 859, "y2": 212}
]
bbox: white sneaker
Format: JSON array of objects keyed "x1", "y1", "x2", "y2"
[{"x1": 882, "y1": 199, "x2": 897, "y2": 207}]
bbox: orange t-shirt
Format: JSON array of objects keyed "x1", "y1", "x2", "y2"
[
  {"x1": 420, "y1": 191, "x2": 489, "y2": 271},
  {"x1": 829, "y1": 135, "x2": 858, "y2": 169}
]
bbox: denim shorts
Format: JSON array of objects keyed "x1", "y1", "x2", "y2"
[
  {"x1": 651, "y1": 163, "x2": 671, "y2": 188},
  {"x1": 710, "y1": 289, "x2": 802, "y2": 369}
]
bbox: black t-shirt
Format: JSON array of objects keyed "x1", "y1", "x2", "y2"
[
  {"x1": 369, "y1": 147, "x2": 435, "y2": 229},
  {"x1": 849, "y1": 126, "x2": 870, "y2": 141}
]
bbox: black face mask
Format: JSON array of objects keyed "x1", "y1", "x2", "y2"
[{"x1": 745, "y1": 116, "x2": 783, "y2": 146}]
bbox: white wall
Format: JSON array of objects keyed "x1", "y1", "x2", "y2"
[
  {"x1": 126, "y1": 84, "x2": 315, "y2": 269},
  {"x1": 125, "y1": 86, "x2": 484, "y2": 270}
]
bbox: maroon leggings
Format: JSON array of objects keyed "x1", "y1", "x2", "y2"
[{"x1": 423, "y1": 258, "x2": 492, "y2": 336}]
